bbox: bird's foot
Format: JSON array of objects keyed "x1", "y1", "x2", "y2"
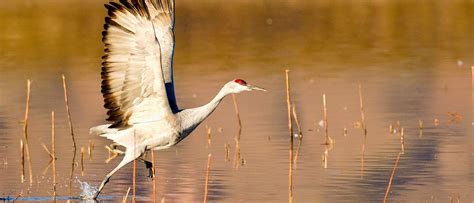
[
  {"x1": 105, "y1": 145, "x2": 125, "y2": 155},
  {"x1": 144, "y1": 161, "x2": 155, "y2": 179}
]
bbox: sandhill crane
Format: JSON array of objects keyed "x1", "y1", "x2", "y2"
[{"x1": 89, "y1": 0, "x2": 266, "y2": 198}]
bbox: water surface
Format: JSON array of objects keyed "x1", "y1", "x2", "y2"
[{"x1": 0, "y1": 0, "x2": 472, "y2": 202}]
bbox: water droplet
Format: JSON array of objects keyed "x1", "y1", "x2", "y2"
[{"x1": 76, "y1": 177, "x2": 98, "y2": 199}]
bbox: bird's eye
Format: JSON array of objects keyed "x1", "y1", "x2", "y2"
[{"x1": 234, "y1": 79, "x2": 247, "y2": 86}]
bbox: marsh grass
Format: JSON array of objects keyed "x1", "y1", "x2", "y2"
[
  {"x1": 51, "y1": 111, "x2": 57, "y2": 199},
  {"x1": 224, "y1": 144, "x2": 230, "y2": 162},
  {"x1": 20, "y1": 139, "x2": 25, "y2": 183},
  {"x1": 231, "y1": 94, "x2": 242, "y2": 128},
  {"x1": 62, "y1": 75, "x2": 77, "y2": 195},
  {"x1": 418, "y1": 120, "x2": 424, "y2": 137},
  {"x1": 22, "y1": 80, "x2": 33, "y2": 184},
  {"x1": 358, "y1": 84, "x2": 367, "y2": 136},
  {"x1": 384, "y1": 152, "x2": 401, "y2": 203},
  {"x1": 292, "y1": 104, "x2": 303, "y2": 168},
  {"x1": 400, "y1": 128, "x2": 405, "y2": 154},
  {"x1": 122, "y1": 187, "x2": 131, "y2": 203},
  {"x1": 204, "y1": 154, "x2": 212, "y2": 203},
  {"x1": 285, "y1": 69, "x2": 293, "y2": 203},
  {"x1": 232, "y1": 136, "x2": 241, "y2": 168},
  {"x1": 9, "y1": 71, "x2": 458, "y2": 202},
  {"x1": 133, "y1": 131, "x2": 137, "y2": 203},
  {"x1": 80, "y1": 147, "x2": 85, "y2": 176},
  {"x1": 322, "y1": 94, "x2": 332, "y2": 145}
]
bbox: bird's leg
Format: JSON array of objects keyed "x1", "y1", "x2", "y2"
[
  {"x1": 94, "y1": 149, "x2": 137, "y2": 199},
  {"x1": 138, "y1": 157, "x2": 155, "y2": 179}
]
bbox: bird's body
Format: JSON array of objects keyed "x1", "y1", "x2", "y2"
[
  {"x1": 91, "y1": 82, "x2": 240, "y2": 153},
  {"x1": 90, "y1": 0, "x2": 265, "y2": 198}
]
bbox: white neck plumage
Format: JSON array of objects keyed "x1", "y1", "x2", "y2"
[{"x1": 176, "y1": 85, "x2": 231, "y2": 140}]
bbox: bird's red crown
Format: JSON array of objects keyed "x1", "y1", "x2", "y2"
[{"x1": 234, "y1": 79, "x2": 247, "y2": 86}]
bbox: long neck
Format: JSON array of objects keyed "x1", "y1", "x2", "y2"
[{"x1": 177, "y1": 86, "x2": 230, "y2": 136}]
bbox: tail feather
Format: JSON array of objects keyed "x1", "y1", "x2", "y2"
[
  {"x1": 91, "y1": 124, "x2": 135, "y2": 149},
  {"x1": 90, "y1": 124, "x2": 116, "y2": 136}
]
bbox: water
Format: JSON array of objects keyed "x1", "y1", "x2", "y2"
[
  {"x1": 0, "y1": 0, "x2": 472, "y2": 202},
  {"x1": 77, "y1": 178, "x2": 98, "y2": 200}
]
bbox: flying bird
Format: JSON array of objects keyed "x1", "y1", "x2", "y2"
[{"x1": 89, "y1": 0, "x2": 265, "y2": 198}]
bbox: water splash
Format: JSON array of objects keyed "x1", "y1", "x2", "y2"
[{"x1": 76, "y1": 177, "x2": 98, "y2": 200}]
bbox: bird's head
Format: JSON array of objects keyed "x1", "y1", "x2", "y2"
[{"x1": 226, "y1": 79, "x2": 267, "y2": 94}]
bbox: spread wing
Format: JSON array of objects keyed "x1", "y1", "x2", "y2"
[
  {"x1": 101, "y1": 0, "x2": 175, "y2": 128},
  {"x1": 150, "y1": 0, "x2": 178, "y2": 112}
]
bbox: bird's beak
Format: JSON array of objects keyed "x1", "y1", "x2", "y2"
[{"x1": 248, "y1": 84, "x2": 267, "y2": 92}]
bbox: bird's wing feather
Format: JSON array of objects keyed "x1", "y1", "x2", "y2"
[
  {"x1": 101, "y1": 0, "x2": 175, "y2": 128},
  {"x1": 148, "y1": 0, "x2": 179, "y2": 112},
  {"x1": 149, "y1": 0, "x2": 174, "y2": 83}
]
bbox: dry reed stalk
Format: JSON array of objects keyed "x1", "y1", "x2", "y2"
[
  {"x1": 62, "y1": 75, "x2": 77, "y2": 149},
  {"x1": 68, "y1": 153, "x2": 77, "y2": 196},
  {"x1": 42, "y1": 160, "x2": 53, "y2": 176},
  {"x1": 62, "y1": 75, "x2": 77, "y2": 195},
  {"x1": 231, "y1": 94, "x2": 242, "y2": 128},
  {"x1": 322, "y1": 141, "x2": 335, "y2": 169},
  {"x1": 322, "y1": 94, "x2": 330, "y2": 145},
  {"x1": 204, "y1": 154, "x2": 212, "y2": 203},
  {"x1": 51, "y1": 111, "x2": 57, "y2": 199},
  {"x1": 285, "y1": 70, "x2": 292, "y2": 136},
  {"x1": 285, "y1": 69, "x2": 293, "y2": 203},
  {"x1": 132, "y1": 158, "x2": 136, "y2": 203},
  {"x1": 396, "y1": 121, "x2": 401, "y2": 133},
  {"x1": 449, "y1": 193, "x2": 461, "y2": 203},
  {"x1": 231, "y1": 92, "x2": 243, "y2": 165},
  {"x1": 80, "y1": 147, "x2": 85, "y2": 176},
  {"x1": 322, "y1": 146, "x2": 328, "y2": 169},
  {"x1": 233, "y1": 137, "x2": 241, "y2": 168},
  {"x1": 232, "y1": 112, "x2": 243, "y2": 168},
  {"x1": 22, "y1": 80, "x2": 33, "y2": 184},
  {"x1": 292, "y1": 104, "x2": 303, "y2": 168},
  {"x1": 293, "y1": 139, "x2": 302, "y2": 169},
  {"x1": 361, "y1": 135, "x2": 366, "y2": 177},
  {"x1": 383, "y1": 152, "x2": 401, "y2": 203},
  {"x1": 151, "y1": 149, "x2": 156, "y2": 203},
  {"x1": 418, "y1": 120, "x2": 423, "y2": 137},
  {"x1": 20, "y1": 139, "x2": 25, "y2": 183},
  {"x1": 400, "y1": 128, "x2": 405, "y2": 154},
  {"x1": 133, "y1": 131, "x2": 137, "y2": 203},
  {"x1": 42, "y1": 143, "x2": 54, "y2": 158},
  {"x1": 88, "y1": 140, "x2": 93, "y2": 159},
  {"x1": 292, "y1": 105, "x2": 303, "y2": 140},
  {"x1": 224, "y1": 144, "x2": 230, "y2": 162},
  {"x1": 122, "y1": 187, "x2": 131, "y2": 203},
  {"x1": 12, "y1": 192, "x2": 23, "y2": 202},
  {"x1": 358, "y1": 84, "x2": 367, "y2": 136},
  {"x1": 206, "y1": 126, "x2": 212, "y2": 146}
]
